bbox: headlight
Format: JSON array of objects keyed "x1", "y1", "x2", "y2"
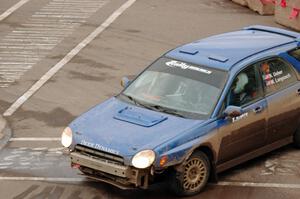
[
  {"x1": 132, "y1": 150, "x2": 155, "y2": 169},
  {"x1": 61, "y1": 127, "x2": 73, "y2": 148}
]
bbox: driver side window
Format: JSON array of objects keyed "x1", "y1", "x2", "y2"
[{"x1": 225, "y1": 65, "x2": 263, "y2": 107}]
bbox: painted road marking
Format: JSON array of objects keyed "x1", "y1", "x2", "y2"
[
  {"x1": 0, "y1": 0, "x2": 108, "y2": 89},
  {"x1": 0, "y1": 0, "x2": 30, "y2": 22},
  {"x1": 0, "y1": 177, "x2": 87, "y2": 182},
  {"x1": 0, "y1": 147, "x2": 66, "y2": 170},
  {"x1": 3, "y1": 0, "x2": 137, "y2": 117},
  {"x1": 9, "y1": 137, "x2": 61, "y2": 141},
  {"x1": 0, "y1": 176, "x2": 299, "y2": 190},
  {"x1": 214, "y1": 181, "x2": 300, "y2": 189}
]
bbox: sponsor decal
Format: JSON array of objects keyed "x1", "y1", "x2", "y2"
[
  {"x1": 232, "y1": 112, "x2": 248, "y2": 123},
  {"x1": 263, "y1": 70, "x2": 291, "y2": 87},
  {"x1": 274, "y1": 73, "x2": 291, "y2": 84},
  {"x1": 80, "y1": 140, "x2": 120, "y2": 155},
  {"x1": 166, "y1": 60, "x2": 212, "y2": 74}
]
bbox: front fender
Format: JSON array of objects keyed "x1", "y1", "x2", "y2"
[{"x1": 153, "y1": 119, "x2": 220, "y2": 168}]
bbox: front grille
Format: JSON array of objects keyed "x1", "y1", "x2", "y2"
[{"x1": 75, "y1": 145, "x2": 124, "y2": 165}]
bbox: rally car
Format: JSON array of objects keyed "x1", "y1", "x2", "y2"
[{"x1": 61, "y1": 25, "x2": 300, "y2": 196}]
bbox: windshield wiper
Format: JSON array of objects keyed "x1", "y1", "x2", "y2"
[
  {"x1": 120, "y1": 94, "x2": 186, "y2": 118},
  {"x1": 148, "y1": 104, "x2": 186, "y2": 118},
  {"x1": 120, "y1": 94, "x2": 156, "y2": 110}
]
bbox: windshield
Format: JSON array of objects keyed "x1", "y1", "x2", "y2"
[{"x1": 119, "y1": 57, "x2": 227, "y2": 119}]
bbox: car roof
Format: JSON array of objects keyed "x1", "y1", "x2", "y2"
[{"x1": 166, "y1": 26, "x2": 300, "y2": 71}]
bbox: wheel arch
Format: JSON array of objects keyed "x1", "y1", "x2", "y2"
[
  {"x1": 192, "y1": 144, "x2": 218, "y2": 182},
  {"x1": 194, "y1": 145, "x2": 215, "y2": 163}
]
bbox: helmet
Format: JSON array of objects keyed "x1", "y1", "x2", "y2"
[{"x1": 234, "y1": 73, "x2": 248, "y2": 94}]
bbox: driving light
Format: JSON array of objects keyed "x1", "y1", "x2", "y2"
[
  {"x1": 132, "y1": 150, "x2": 155, "y2": 169},
  {"x1": 61, "y1": 127, "x2": 73, "y2": 148},
  {"x1": 159, "y1": 155, "x2": 168, "y2": 167}
]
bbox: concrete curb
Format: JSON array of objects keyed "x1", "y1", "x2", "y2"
[{"x1": 0, "y1": 116, "x2": 11, "y2": 150}]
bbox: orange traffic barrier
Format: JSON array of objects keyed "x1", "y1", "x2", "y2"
[
  {"x1": 232, "y1": 0, "x2": 275, "y2": 15},
  {"x1": 275, "y1": 0, "x2": 300, "y2": 31}
]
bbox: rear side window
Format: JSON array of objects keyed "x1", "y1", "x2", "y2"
[
  {"x1": 289, "y1": 48, "x2": 300, "y2": 61},
  {"x1": 259, "y1": 58, "x2": 297, "y2": 94}
]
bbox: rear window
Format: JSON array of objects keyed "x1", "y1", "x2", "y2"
[{"x1": 289, "y1": 48, "x2": 300, "y2": 61}]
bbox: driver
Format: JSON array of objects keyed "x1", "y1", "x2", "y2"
[{"x1": 228, "y1": 73, "x2": 249, "y2": 106}]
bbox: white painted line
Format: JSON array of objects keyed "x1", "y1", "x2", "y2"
[
  {"x1": 2, "y1": 39, "x2": 59, "y2": 44},
  {"x1": 32, "y1": 147, "x2": 48, "y2": 150},
  {"x1": 12, "y1": 30, "x2": 67, "y2": 34},
  {"x1": 0, "y1": 62, "x2": 35, "y2": 65},
  {"x1": 0, "y1": 177, "x2": 88, "y2": 182},
  {"x1": 9, "y1": 33, "x2": 67, "y2": 37},
  {"x1": 214, "y1": 181, "x2": 300, "y2": 189},
  {"x1": 0, "y1": 0, "x2": 31, "y2": 21},
  {"x1": 5, "y1": 35, "x2": 64, "y2": 40},
  {"x1": 0, "y1": 60, "x2": 38, "y2": 63},
  {"x1": 3, "y1": 0, "x2": 137, "y2": 117},
  {"x1": 29, "y1": 18, "x2": 85, "y2": 23},
  {"x1": 5, "y1": 38, "x2": 60, "y2": 43},
  {"x1": 0, "y1": 71, "x2": 24, "y2": 75},
  {"x1": 1, "y1": 76, "x2": 25, "y2": 80},
  {"x1": 0, "y1": 52, "x2": 38, "y2": 55},
  {"x1": 4, "y1": 36, "x2": 62, "y2": 40},
  {"x1": 9, "y1": 137, "x2": 61, "y2": 141},
  {"x1": 22, "y1": 23, "x2": 80, "y2": 27},
  {"x1": 0, "y1": 69, "x2": 31, "y2": 73},
  {"x1": 0, "y1": 66, "x2": 32, "y2": 70},
  {"x1": 0, "y1": 46, "x2": 54, "y2": 50},
  {"x1": 32, "y1": 15, "x2": 89, "y2": 19},
  {"x1": 40, "y1": 9, "x2": 96, "y2": 13},
  {"x1": 0, "y1": 43, "x2": 56, "y2": 46},
  {"x1": 16, "y1": 27, "x2": 75, "y2": 31},
  {"x1": 42, "y1": 8, "x2": 98, "y2": 13},
  {"x1": 49, "y1": 2, "x2": 103, "y2": 6},
  {"x1": 0, "y1": 51, "x2": 45, "y2": 55},
  {"x1": 0, "y1": 70, "x2": 30, "y2": 73},
  {"x1": 0, "y1": 80, "x2": 14, "y2": 83},
  {"x1": 0, "y1": 177, "x2": 298, "y2": 189}
]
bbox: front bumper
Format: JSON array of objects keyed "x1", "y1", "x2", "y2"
[{"x1": 70, "y1": 152, "x2": 150, "y2": 189}]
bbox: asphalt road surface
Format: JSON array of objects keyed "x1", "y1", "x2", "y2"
[{"x1": 0, "y1": 0, "x2": 299, "y2": 198}]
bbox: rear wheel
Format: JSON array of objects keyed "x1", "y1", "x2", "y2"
[
  {"x1": 294, "y1": 128, "x2": 300, "y2": 148},
  {"x1": 169, "y1": 151, "x2": 210, "y2": 196}
]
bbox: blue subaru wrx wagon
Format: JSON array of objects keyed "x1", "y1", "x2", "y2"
[{"x1": 61, "y1": 26, "x2": 300, "y2": 196}]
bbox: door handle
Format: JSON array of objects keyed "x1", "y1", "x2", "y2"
[{"x1": 254, "y1": 106, "x2": 263, "y2": 113}]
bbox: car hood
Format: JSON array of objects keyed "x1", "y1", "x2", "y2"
[{"x1": 70, "y1": 97, "x2": 204, "y2": 156}]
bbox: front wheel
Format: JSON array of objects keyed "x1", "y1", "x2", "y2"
[{"x1": 169, "y1": 151, "x2": 211, "y2": 196}]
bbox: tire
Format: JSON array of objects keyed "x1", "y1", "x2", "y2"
[
  {"x1": 294, "y1": 128, "x2": 300, "y2": 148},
  {"x1": 169, "y1": 151, "x2": 211, "y2": 196}
]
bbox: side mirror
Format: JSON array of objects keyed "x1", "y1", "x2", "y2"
[
  {"x1": 121, "y1": 77, "x2": 131, "y2": 88},
  {"x1": 223, "y1": 106, "x2": 243, "y2": 118}
]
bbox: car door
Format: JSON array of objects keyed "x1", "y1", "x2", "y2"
[
  {"x1": 259, "y1": 57, "x2": 300, "y2": 144},
  {"x1": 217, "y1": 64, "x2": 267, "y2": 164}
]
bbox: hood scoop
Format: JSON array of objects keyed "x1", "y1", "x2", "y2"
[{"x1": 114, "y1": 106, "x2": 168, "y2": 127}]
